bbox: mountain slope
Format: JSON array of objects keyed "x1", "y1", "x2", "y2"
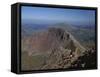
[{"x1": 21, "y1": 27, "x2": 86, "y2": 70}]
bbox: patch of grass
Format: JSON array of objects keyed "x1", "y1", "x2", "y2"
[{"x1": 21, "y1": 51, "x2": 47, "y2": 70}]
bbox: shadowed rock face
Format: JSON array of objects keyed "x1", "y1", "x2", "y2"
[{"x1": 21, "y1": 27, "x2": 86, "y2": 70}]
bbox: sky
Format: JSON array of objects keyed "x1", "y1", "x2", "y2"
[{"x1": 21, "y1": 6, "x2": 95, "y2": 26}]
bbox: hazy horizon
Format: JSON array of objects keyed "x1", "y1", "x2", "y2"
[{"x1": 21, "y1": 6, "x2": 95, "y2": 26}]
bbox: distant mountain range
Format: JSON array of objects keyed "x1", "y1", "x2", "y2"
[{"x1": 22, "y1": 22, "x2": 95, "y2": 48}]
